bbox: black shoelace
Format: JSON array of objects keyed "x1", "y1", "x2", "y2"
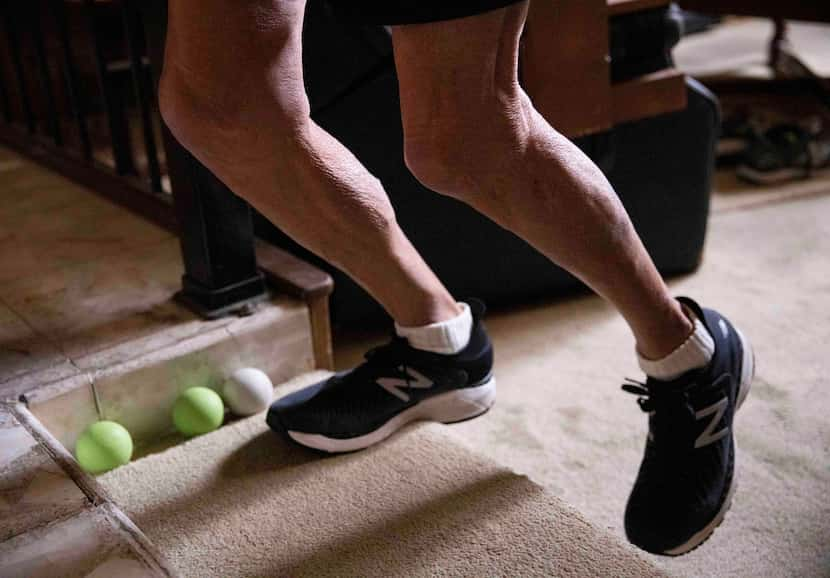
[
  {"x1": 622, "y1": 378, "x2": 698, "y2": 447},
  {"x1": 364, "y1": 336, "x2": 408, "y2": 364},
  {"x1": 622, "y1": 378, "x2": 697, "y2": 412},
  {"x1": 349, "y1": 336, "x2": 414, "y2": 382}
]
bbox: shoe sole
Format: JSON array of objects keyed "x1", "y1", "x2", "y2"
[
  {"x1": 662, "y1": 327, "x2": 755, "y2": 556},
  {"x1": 737, "y1": 164, "x2": 830, "y2": 185},
  {"x1": 736, "y1": 164, "x2": 808, "y2": 185},
  {"x1": 285, "y1": 377, "x2": 497, "y2": 453}
]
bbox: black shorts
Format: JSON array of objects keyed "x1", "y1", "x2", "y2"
[{"x1": 327, "y1": 0, "x2": 526, "y2": 26}]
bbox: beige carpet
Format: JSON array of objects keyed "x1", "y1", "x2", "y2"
[
  {"x1": 101, "y1": 183, "x2": 830, "y2": 577},
  {"x1": 333, "y1": 182, "x2": 830, "y2": 577},
  {"x1": 442, "y1": 192, "x2": 830, "y2": 577},
  {"x1": 100, "y1": 372, "x2": 663, "y2": 577}
]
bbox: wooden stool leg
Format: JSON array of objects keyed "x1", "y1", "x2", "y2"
[{"x1": 769, "y1": 18, "x2": 787, "y2": 70}]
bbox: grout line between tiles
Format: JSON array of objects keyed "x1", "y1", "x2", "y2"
[
  {"x1": 0, "y1": 294, "x2": 74, "y2": 388},
  {"x1": 3, "y1": 402, "x2": 177, "y2": 576},
  {"x1": 7, "y1": 402, "x2": 178, "y2": 575},
  {"x1": 8, "y1": 402, "x2": 108, "y2": 507},
  {"x1": 0, "y1": 506, "x2": 92, "y2": 546}
]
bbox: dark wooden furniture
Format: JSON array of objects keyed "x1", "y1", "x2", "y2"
[
  {"x1": 677, "y1": 1, "x2": 830, "y2": 22},
  {"x1": 523, "y1": 0, "x2": 687, "y2": 138},
  {"x1": 677, "y1": 1, "x2": 829, "y2": 104}
]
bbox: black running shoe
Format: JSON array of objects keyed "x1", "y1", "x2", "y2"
[
  {"x1": 267, "y1": 298, "x2": 495, "y2": 453},
  {"x1": 623, "y1": 297, "x2": 755, "y2": 556}
]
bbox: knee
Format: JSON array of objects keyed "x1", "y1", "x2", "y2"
[
  {"x1": 157, "y1": 74, "x2": 211, "y2": 153},
  {"x1": 158, "y1": 66, "x2": 308, "y2": 163},
  {"x1": 402, "y1": 97, "x2": 530, "y2": 202},
  {"x1": 402, "y1": 132, "x2": 472, "y2": 199}
]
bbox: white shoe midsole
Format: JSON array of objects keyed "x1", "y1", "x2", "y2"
[
  {"x1": 735, "y1": 326, "x2": 754, "y2": 409},
  {"x1": 287, "y1": 377, "x2": 496, "y2": 453}
]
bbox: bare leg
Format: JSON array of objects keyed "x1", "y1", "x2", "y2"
[
  {"x1": 393, "y1": 3, "x2": 692, "y2": 359},
  {"x1": 159, "y1": 0, "x2": 460, "y2": 327}
]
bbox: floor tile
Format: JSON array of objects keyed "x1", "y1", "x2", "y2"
[
  {"x1": 0, "y1": 145, "x2": 172, "y2": 287},
  {"x1": 0, "y1": 405, "x2": 88, "y2": 541},
  {"x1": 1, "y1": 239, "x2": 183, "y2": 363},
  {"x1": 0, "y1": 504, "x2": 168, "y2": 578},
  {"x1": 0, "y1": 164, "x2": 94, "y2": 222},
  {"x1": 69, "y1": 299, "x2": 218, "y2": 371},
  {"x1": 0, "y1": 300, "x2": 70, "y2": 397},
  {"x1": 0, "y1": 360, "x2": 81, "y2": 404},
  {"x1": 0, "y1": 196, "x2": 172, "y2": 287}
]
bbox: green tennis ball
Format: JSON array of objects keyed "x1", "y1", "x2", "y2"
[
  {"x1": 75, "y1": 421, "x2": 133, "y2": 474},
  {"x1": 173, "y1": 386, "x2": 225, "y2": 436}
]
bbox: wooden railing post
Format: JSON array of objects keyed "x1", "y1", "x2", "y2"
[{"x1": 139, "y1": 0, "x2": 268, "y2": 318}]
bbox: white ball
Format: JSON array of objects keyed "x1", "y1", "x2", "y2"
[{"x1": 222, "y1": 368, "x2": 273, "y2": 416}]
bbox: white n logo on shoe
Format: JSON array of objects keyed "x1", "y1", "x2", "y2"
[
  {"x1": 377, "y1": 367, "x2": 434, "y2": 402},
  {"x1": 694, "y1": 397, "x2": 729, "y2": 448}
]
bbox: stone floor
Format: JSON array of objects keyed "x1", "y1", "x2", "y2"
[
  {"x1": 0, "y1": 146, "x2": 179, "y2": 401},
  {"x1": 0, "y1": 146, "x2": 185, "y2": 576},
  {"x1": 0, "y1": 145, "x2": 314, "y2": 576},
  {"x1": 0, "y1": 402, "x2": 172, "y2": 577}
]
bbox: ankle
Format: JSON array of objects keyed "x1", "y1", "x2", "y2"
[
  {"x1": 392, "y1": 295, "x2": 463, "y2": 329},
  {"x1": 395, "y1": 301, "x2": 471, "y2": 354},
  {"x1": 637, "y1": 303, "x2": 715, "y2": 381},
  {"x1": 635, "y1": 300, "x2": 695, "y2": 361}
]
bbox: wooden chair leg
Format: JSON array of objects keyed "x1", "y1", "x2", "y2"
[{"x1": 769, "y1": 18, "x2": 787, "y2": 70}]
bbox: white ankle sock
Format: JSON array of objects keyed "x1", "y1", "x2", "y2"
[
  {"x1": 395, "y1": 302, "x2": 473, "y2": 355},
  {"x1": 637, "y1": 307, "x2": 715, "y2": 381}
]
